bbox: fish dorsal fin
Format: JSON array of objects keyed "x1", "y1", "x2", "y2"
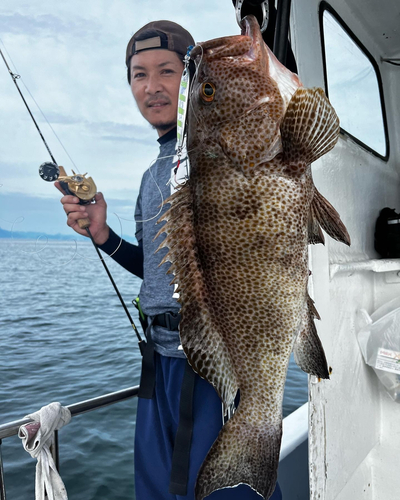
[
  {"x1": 311, "y1": 188, "x2": 351, "y2": 246},
  {"x1": 156, "y1": 183, "x2": 239, "y2": 407},
  {"x1": 281, "y1": 87, "x2": 340, "y2": 167},
  {"x1": 293, "y1": 295, "x2": 329, "y2": 379}
]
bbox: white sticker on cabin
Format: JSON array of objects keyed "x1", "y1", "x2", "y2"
[{"x1": 375, "y1": 348, "x2": 400, "y2": 374}]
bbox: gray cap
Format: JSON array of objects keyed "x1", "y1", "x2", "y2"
[{"x1": 125, "y1": 20, "x2": 195, "y2": 67}]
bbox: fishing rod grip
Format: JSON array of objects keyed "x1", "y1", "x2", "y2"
[{"x1": 77, "y1": 217, "x2": 91, "y2": 229}]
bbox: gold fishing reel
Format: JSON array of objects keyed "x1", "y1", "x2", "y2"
[
  {"x1": 58, "y1": 166, "x2": 96, "y2": 229},
  {"x1": 57, "y1": 166, "x2": 97, "y2": 202},
  {"x1": 39, "y1": 161, "x2": 97, "y2": 229}
]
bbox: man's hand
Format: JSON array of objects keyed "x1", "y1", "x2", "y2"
[{"x1": 55, "y1": 182, "x2": 110, "y2": 245}]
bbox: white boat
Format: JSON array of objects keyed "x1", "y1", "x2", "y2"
[
  {"x1": 1, "y1": 0, "x2": 399, "y2": 498},
  {"x1": 279, "y1": 0, "x2": 400, "y2": 498}
]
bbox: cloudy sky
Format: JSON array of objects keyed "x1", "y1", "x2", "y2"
[{"x1": 0, "y1": 0, "x2": 238, "y2": 237}]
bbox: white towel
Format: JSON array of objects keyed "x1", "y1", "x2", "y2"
[{"x1": 18, "y1": 402, "x2": 72, "y2": 500}]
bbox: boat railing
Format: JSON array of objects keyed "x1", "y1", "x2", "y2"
[
  {"x1": 0, "y1": 388, "x2": 309, "y2": 500},
  {"x1": 0, "y1": 385, "x2": 139, "y2": 500}
]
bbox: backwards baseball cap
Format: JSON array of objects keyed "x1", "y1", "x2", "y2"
[{"x1": 125, "y1": 20, "x2": 195, "y2": 69}]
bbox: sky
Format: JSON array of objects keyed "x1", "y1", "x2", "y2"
[
  {"x1": 0, "y1": 0, "x2": 238, "y2": 238},
  {"x1": 0, "y1": 1, "x2": 388, "y2": 240}
]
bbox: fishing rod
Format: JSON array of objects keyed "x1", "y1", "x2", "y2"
[{"x1": 0, "y1": 46, "x2": 145, "y2": 352}]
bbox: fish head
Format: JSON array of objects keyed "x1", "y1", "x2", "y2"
[{"x1": 188, "y1": 15, "x2": 301, "y2": 169}]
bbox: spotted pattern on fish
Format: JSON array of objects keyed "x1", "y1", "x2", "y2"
[{"x1": 156, "y1": 15, "x2": 350, "y2": 500}]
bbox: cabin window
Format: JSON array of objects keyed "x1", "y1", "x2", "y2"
[{"x1": 320, "y1": 6, "x2": 388, "y2": 158}]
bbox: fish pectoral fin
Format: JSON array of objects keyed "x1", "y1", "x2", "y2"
[
  {"x1": 293, "y1": 297, "x2": 329, "y2": 379},
  {"x1": 281, "y1": 87, "x2": 340, "y2": 167},
  {"x1": 195, "y1": 409, "x2": 282, "y2": 500},
  {"x1": 282, "y1": 87, "x2": 350, "y2": 246},
  {"x1": 311, "y1": 188, "x2": 351, "y2": 246}
]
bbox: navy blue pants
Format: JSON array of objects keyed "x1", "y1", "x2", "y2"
[{"x1": 135, "y1": 353, "x2": 282, "y2": 499}]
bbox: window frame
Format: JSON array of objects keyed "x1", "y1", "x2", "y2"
[{"x1": 319, "y1": 1, "x2": 390, "y2": 160}]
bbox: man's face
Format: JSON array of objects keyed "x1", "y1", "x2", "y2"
[{"x1": 130, "y1": 49, "x2": 184, "y2": 136}]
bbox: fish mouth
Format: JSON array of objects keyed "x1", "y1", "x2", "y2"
[
  {"x1": 190, "y1": 17, "x2": 263, "y2": 61},
  {"x1": 190, "y1": 15, "x2": 265, "y2": 70},
  {"x1": 240, "y1": 14, "x2": 258, "y2": 38},
  {"x1": 190, "y1": 15, "x2": 263, "y2": 62},
  {"x1": 240, "y1": 15, "x2": 264, "y2": 59}
]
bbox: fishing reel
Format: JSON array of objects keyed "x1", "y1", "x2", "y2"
[
  {"x1": 39, "y1": 161, "x2": 96, "y2": 201},
  {"x1": 39, "y1": 161, "x2": 60, "y2": 182},
  {"x1": 39, "y1": 161, "x2": 97, "y2": 229}
]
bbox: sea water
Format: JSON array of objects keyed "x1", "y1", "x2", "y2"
[{"x1": 0, "y1": 238, "x2": 307, "y2": 499}]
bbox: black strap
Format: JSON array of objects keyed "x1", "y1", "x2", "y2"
[
  {"x1": 137, "y1": 312, "x2": 181, "y2": 398},
  {"x1": 138, "y1": 319, "x2": 156, "y2": 399},
  {"x1": 169, "y1": 362, "x2": 197, "y2": 496},
  {"x1": 153, "y1": 312, "x2": 181, "y2": 330}
]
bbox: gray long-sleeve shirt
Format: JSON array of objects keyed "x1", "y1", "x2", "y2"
[{"x1": 100, "y1": 128, "x2": 188, "y2": 358}]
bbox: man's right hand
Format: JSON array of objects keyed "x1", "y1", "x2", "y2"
[{"x1": 55, "y1": 182, "x2": 110, "y2": 245}]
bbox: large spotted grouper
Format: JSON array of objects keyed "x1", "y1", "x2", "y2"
[{"x1": 156, "y1": 14, "x2": 350, "y2": 500}]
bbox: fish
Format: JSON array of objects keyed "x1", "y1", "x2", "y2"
[{"x1": 156, "y1": 14, "x2": 350, "y2": 500}]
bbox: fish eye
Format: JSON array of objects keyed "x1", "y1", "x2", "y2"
[{"x1": 201, "y1": 82, "x2": 216, "y2": 102}]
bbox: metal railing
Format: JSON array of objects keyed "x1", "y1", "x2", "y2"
[{"x1": 0, "y1": 385, "x2": 139, "y2": 500}]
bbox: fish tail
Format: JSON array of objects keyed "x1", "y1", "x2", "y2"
[{"x1": 195, "y1": 407, "x2": 282, "y2": 500}]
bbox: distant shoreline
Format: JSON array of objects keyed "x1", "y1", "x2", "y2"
[
  {"x1": 0, "y1": 227, "x2": 137, "y2": 243},
  {"x1": 0, "y1": 227, "x2": 87, "y2": 241}
]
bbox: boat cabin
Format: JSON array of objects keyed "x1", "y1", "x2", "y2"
[{"x1": 279, "y1": 0, "x2": 400, "y2": 498}]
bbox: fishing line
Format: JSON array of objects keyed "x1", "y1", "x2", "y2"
[
  {"x1": 0, "y1": 38, "x2": 80, "y2": 173},
  {"x1": 0, "y1": 45, "x2": 56, "y2": 165},
  {"x1": 120, "y1": 152, "x2": 175, "y2": 224},
  {"x1": 1, "y1": 41, "x2": 144, "y2": 347},
  {"x1": 82, "y1": 223, "x2": 145, "y2": 347},
  {"x1": 84, "y1": 226, "x2": 144, "y2": 347},
  {"x1": 8, "y1": 216, "x2": 82, "y2": 267},
  {"x1": 60, "y1": 211, "x2": 126, "y2": 262},
  {"x1": 19, "y1": 80, "x2": 81, "y2": 173},
  {"x1": 188, "y1": 45, "x2": 204, "y2": 126},
  {"x1": 9, "y1": 217, "x2": 49, "y2": 255},
  {"x1": 57, "y1": 143, "x2": 192, "y2": 257},
  {"x1": 118, "y1": 145, "x2": 198, "y2": 224}
]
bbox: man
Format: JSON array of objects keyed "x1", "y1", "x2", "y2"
[{"x1": 57, "y1": 20, "x2": 282, "y2": 500}]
